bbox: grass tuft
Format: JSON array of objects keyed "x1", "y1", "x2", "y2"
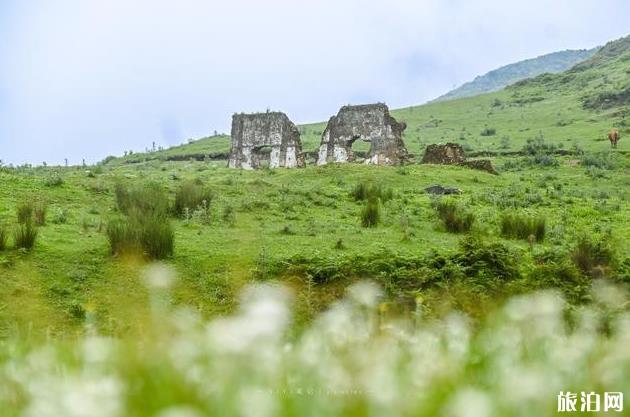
[
  {"x1": 433, "y1": 199, "x2": 475, "y2": 233},
  {"x1": 500, "y1": 213, "x2": 546, "y2": 242},
  {"x1": 14, "y1": 222, "x2": 38, "y2": 250}
]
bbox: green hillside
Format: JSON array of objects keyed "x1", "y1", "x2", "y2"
[
  {"x1": 108, "y1": 35, "x2": 629, "y2": 166},
  {"x1": 1, "y1": 34, "x2": 630, "y2": 417},
  {"x1": 432, "y1": 48, "x2": 597, "y2": 102}
]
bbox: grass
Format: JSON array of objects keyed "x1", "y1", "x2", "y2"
[
  {"x1": 14, "y1": 222, "x2": 38, "y2": 250},
  {"x1": 360, "y1": 199, "x2": 380, "y2": 227},
  {"x1": 0, "y1": 225, "x2": 7, "y2": 250},
  {"x1": 0, "y1": 35, "x2": 629, "y2": 416},
  {"x1": 173, "y1": 179, "x2": 213, "y2": 218},
  {"x1": 433, "y1": 199, "x2": 475, "y2": 233},
  {"x1": 500, "y1": 212, "x2": 546, "y2": 242}
]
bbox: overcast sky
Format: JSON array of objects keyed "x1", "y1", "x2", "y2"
[{"x1": 1, "y1": 0, "x2": 628, "y2": 165}]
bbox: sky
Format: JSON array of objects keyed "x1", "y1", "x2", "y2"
[{"x1": 0, "y1": 0, "x2": 629, "y2": 165}]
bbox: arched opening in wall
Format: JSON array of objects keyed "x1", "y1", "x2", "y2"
[
  {"x1": 346, "y1": 135, "x2": 371, "y2": 162},
  {"x1": 252, "y1": 145, "x2": 273, "y2": 169}
]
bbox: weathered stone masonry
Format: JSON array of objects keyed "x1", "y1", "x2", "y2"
[
  {"x1": 228, "y1": 112, "x2": 305, "y2": 169},
  {"x1": 317, "y1": 104, "x2": 408, "y2": 166}
]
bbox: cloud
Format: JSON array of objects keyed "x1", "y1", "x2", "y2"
[{"x1": 0, "y1": 0, "x2": 628, "y2": 164}]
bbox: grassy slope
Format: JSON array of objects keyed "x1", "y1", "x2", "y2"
[
  {"x1": 109, "y1": 35, "x2": 629, "y2": 165},
  {"x1": 1, "y1": 35, "x2": 629, "y2": 339},
  {"x1": 432, "y1": 48, "x2": 597, "y2": 102}
]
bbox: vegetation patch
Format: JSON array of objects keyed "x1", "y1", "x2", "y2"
[
  {"x1": 432, "y1": 198, "x2": 475, "y2": 233},
  {"x1": 500, "y1": 212, "x2": 546, "y2": 242}
]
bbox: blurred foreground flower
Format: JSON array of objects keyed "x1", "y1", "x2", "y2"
[{"x1": 1, "y1": 271, "x2": 629, "y2": 417}]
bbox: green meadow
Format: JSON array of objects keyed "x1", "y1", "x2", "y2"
[{"x1": 0, "y1": 35, "x2": 629, "y2": 417}]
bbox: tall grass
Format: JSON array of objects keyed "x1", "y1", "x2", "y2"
[
  {"x1": 500, "y1": 213, "x2": 546, "y2": 241},
  {"x1": 351, "y1": 181, "x2": 393, "y2": 203},
  {"x1": 360, "y1": 199, "x2": 380, "y2": 228},
  {"x1": 14, "y1": 222, "x2": 38, "y2": 250},
  {"x1": 173, "y1": 179, "x2": 214, "y2": 217},
  {"x1": 108, "y1": 182, "x2": 174, "y2": 259},
  {"x1": 571, "y1": 235, "x2": 614, "y2": 276},
  {"x1": 106, "y1": 216, "x2": 174, "y2": 259},
  {"x1": 433, "y1": 199, "x2": 475, "y2": 233},
  {"x1": 114, "y1": 181, "x2": 169, "y2": 217},
  {"x1": 0, "y1": 225, "x2": 7, "y2": 251},
  {"x1": 16, "y1": 201, "x2": 33, "y2": 224},
  {"x1": 34, "y1": 203, "x2": 47, "y2": 226}
]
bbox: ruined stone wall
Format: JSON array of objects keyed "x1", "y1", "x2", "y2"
[
  {"x1": 228, "y1": 112, "x2": 305, "y2": 169},
  {"x1": 421, "y1": 143, "x2": 466, "y2": 164},
  {"x1": 421, "y1": 143, "x2": 498, "y2": 174},
  {"x1": 317, "y1": 104, "x2": 408, "y2": 166}
]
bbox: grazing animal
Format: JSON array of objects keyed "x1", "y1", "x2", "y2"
[{"x1": 608, "y1": 128, "x2": 620, "y2": 148}]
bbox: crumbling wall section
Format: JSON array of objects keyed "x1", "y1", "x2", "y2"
[
  {"x1": 317, "y1": 104, "x2": 408, "y2": 165},
  {"x1": 421, "y1": 143, "x2": 466, "y2": 164},
  {"x1": 228, "y1": 112, "x2": 304, "y2": 169}
]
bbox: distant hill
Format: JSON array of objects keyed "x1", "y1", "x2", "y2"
[{"x1": 432, "y1": 48, "x2": 598, "y2": 102}]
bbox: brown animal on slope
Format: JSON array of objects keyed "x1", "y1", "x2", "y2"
[{"x1": 608, "y1": 128, "x2": 620, "y2": 148}]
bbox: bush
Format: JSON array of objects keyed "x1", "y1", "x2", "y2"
[
  {"x1": 0, "y1": 225, "x2": 7, "y2": 251},
  {"x1": 480, "y1": 127, "x2": 496, "y2": 136},
  {"x1": 581, "y1": 153, "x2": 616, "y2": 170},
  {"x1": 522, "y1": 136, "x2": 556, "y2": 156},
  {"x1": 17, "y1": 201, "x2": 33, "y2": 224},
  {"x1": 453, "y1": 236, "x2": 520, "y2": 282},
  {"x1": 360, "y1": 200, "x2": 380, "y2": 228},
  {"x1": 51, "y1": 208, "x2": 68, "y2": 224},
  {"x1": 500, "y1": 213, "x2": 546, "y2": 242},
  {"x1": 14, "y1": 223, "x2": 38, "y2": 250},
  {"x1": 173, "y1": 180, "x2": 214, "y2": 218},
  {"x1": 571, "y1": 235, "x2": 614, "y2": 276},
  {"x1": 433, "y1": 199, "x2": 475, "y2": 233},
  {"x1": 43, "y1": 174, "x2": 64, "y2": 187}
]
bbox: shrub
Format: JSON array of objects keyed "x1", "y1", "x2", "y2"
[
  {"x1": 500, "y1": 213, "x2": 546, "y2": 242},
  {"x1": 581, "y1": 153, "x2": 616, "y2": 170},
  {"x1": 360, "y1": 200, "x2": 380, "y2": 228},
  {"x1": 522, "y1": 136, "x2": 556, "y2": 156},
  {"x1": 17, "y1": 201, "x2": 33, "y2": 224},
  {"x1": 480, "y1": 127, "x2": 496, "y2": 136},
  {"x1": 571, "y1": 235, "x2": 614, "y2": 276},
  {"x1": 14, "y1": 223, "x2": 38, "y2": 250},
  {"x1": 43, "y1": 174, "x2": 64, "y2": 187},
  {"x1": 453, "y1": 236, "x2": 520, "y2": 282},
  {"x1": 173, "y1": 180, "x2": 214, "y2": 218},
  {"x1": 51, "y1": 208, "x2": 68, "y2": 224},
  {"x1": 0, "y1": 225, "x2": 7, "y2": 251},
  {"x1": 433, "y1": 199, "x2": 475, "y2": 233}
]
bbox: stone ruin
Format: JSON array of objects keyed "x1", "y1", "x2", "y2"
[
  {"x1": 421, "y1": 143, "x2": 497, "y2": 175},
  {"x1": 317, "y1": 103, "x2": 408, "y2": 166},
  {"x1": 228, "y1": 112, "x2": 305, "y2": 169},
  {"x1": 421, "y1": 143, "x2": 466, "y2": 164}
]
